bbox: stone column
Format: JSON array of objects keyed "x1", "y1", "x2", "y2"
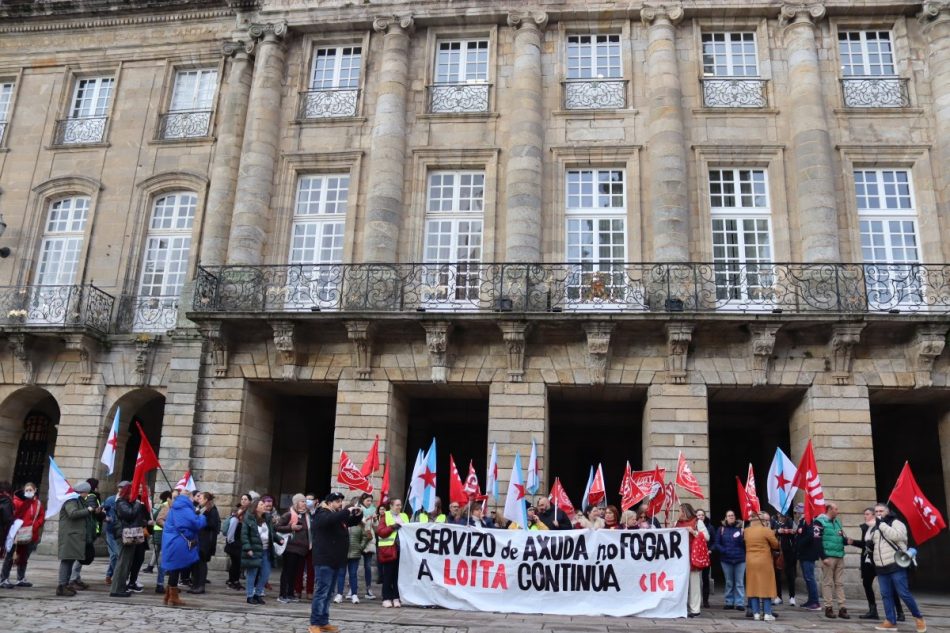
[
  {"x1": 362, "y1": 16, "x2": 413, "y2": 263},
  {"x1": 201, "y1": 42, "x2": 253, "y2": 267},
  {"x1": 781, "y1": 2, "x2": 840, "y2": 263},
  {"x1": 920, "y1": 1, "x2": 950, "y2": 253},
  {"x1": 504, "y1": 11, "x2": 547, "y2": 262},
  {"x1": 641, "y1": 4, "x2": 689, "y2": 262},
  {"x1": 487, "y1": 380, "x2": 547, "y2": 499},
  {"x1": 641, "y1": 383, "x2": 709, "y2": 498},
  {"x1": 156, "y1": 331, "x2": 205, "y2": 492},
  {"x1": 226, "y1": 22, "x2": 288, "y2": 265}
]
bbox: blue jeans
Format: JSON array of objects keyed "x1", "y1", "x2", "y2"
[
  {"x1": 105, "y1": 530, "x2": 119, "y2": 578},
  {"x1": 800, "y1": 560, "x2": 819, "y2": 605},
  {"x1": 337, "y1": 558, "x2": 359, "y2": 596},
  {"x1": 362, "y1": 553, "x2": 373, "y2": 589},
  {"x1": 750, "y1": 597, "x2": 773, "y2": 616},
  {"x1": 878, "y1": 568, "x2": 922, "y2": 624},
  {"x1": 245, "y1": 555, "x2": 271, "y2": 598},
  {"x1": 721, "y1": 561, "x2": 746, "y2": 607},
  {"x1": 311, "y1": 565, "x2": 339, "y2": 626}
]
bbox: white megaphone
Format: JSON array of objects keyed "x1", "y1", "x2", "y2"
[{"x1": 895, "y1": 547, "x2": 917, "y2": 568}]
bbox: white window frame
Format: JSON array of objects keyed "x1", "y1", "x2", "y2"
[
  {"x1": 69, "y1": 76, "x2": 114, "y2": 119},
  {"x1": 0, "y1": 81, "x2": 13, "y2": 144},
  {"x1": 838, "y1": 30, "x2": 897, "y2": 77},
  {"x1": 701, "y1": 32, "x2": 759, "y2": 77},
  {"x1": 434, "y1": 39, "x2": 489, "y2": 84},
  {"x1": 29, "y1": 197, "x2": 90, "y2": 325},
  {"x1": 566, "y1": 35, "x2": 623, "y2": 80},
  {"x1": 310, "y1": 46, "x2": 362, "y2": 90},
  {"x1": 169, "y1": 69, "x2": 218, "y2": 112}
]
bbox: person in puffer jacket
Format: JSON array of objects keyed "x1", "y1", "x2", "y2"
[
  {"x1": 866, "y1": 504, "x2": 927, "y2": 633},
  {"x1": 712, "y1": 510, "x2": 746, "y2": 610}
]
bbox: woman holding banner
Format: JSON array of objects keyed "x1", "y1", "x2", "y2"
[
  {"x1": 376, "y1": 499, "x2": 408, "y2": 608},
  {"x1": 745, "y1": 511, "x2": 780, "y2": 621}
]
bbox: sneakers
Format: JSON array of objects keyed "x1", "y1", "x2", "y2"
[
  {"x1": 789, "y1": 597, "x2": 796, "y2": 607},
  {"x1": 393, "y1": 599, "x2": 401, "y2": 608},
  {"x1": 332, "y1": 593, "x2": 343, "y2": 604},
  {"x1": 365, "y1": 591, "x2": 376, "y2": 599},
  {"x1": 277, "y1": 596, "x2": 291, "y2": 604},
  {"x1": 764, "y1": 614, "x2": 775, "y2": 622},
  {"x1": 382, "y1": 599, "x2": 393, "y2": 608},
  {"x1": 350, "y1": 594, "x2": 360, "y2": 604},
  {"x1": 128, "y1": 582, "x2": 144, "y2": 593},
  {"x1": 773, "y1": 597, "x2": 782, "y2": 605},
  {"x1": 754, "y1": 613, "x2": 762, "y2": 621},
  {"x1": 15, "y1": 580, "x2": 32, "y2": 588},
  {"x1": 875, "y1": 622, "x2": 898, "y2": 631},
  {"x1": 915, "y1": 618, "x2": 927, "y2": 633},
  {"x1": 804, "y1": 603, "x2": 822, "y2": 611},
  {"x1": 0, "y1": 580, "x2": 13, "y2": 589}
]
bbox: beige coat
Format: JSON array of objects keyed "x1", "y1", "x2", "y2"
[{"x1": 744, "y1": 523, "x2": 779, "y2": 598}]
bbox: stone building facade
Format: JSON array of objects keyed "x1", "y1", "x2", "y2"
[{"x1": 0, "y1": 0, "x2": 948, "y2": 589}]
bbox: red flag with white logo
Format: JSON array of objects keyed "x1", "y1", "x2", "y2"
[
  {"x1": 549, "y1": 476, "x2": 575, "y2": 516},
  {"x1": 792, "y1": 440, "x2": 825, "y2": 522},
  {"x1": 463, "y1": 460, "x2": 483, "y2": 500},
  {"x1": 620, "y1": 461, "x2": 649, "y2": 511},
  {"x1": 736, "y1": 476, "x2": 753, "y2": 521},
  {"x1": 745, "y1": 463, "x2": 761, "y2": 514},
  {"x1": 448, "y1": 454, "x2": 468, "y2": 505},
  {"x1": 889, "y1": 461, "x2": 947, "y2": 545},
  {"x1": 129, "y1": 421, "x2": 161, "y2": 502},
  {"x1": 675, "y1": 451, "x2": 705, "y2": 499},
  {"x1": 337, "y1": 450, "x2": 373, "y2": 493},
  {"x1": 647, "y1": 466, "x2": 667, "y2": 517},
  {"x1": 587, "y1": 463, "x2": 606, "y2": 508}
]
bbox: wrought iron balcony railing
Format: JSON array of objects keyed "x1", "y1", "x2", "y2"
[
  {"x1": 0, "y1": 284, "x2": 115, "y2": 334},
  {"x1": 701, "y1": 78, "x2": 768, "y2": 108},
  {"x1": 158, "y1": 110, "x2": 212, "y2": 139},
  {"x1": 841, "y1": 77, "x2": 910, "y2": 108},
  {"x1": 191, "y1": 262, "x2": 950, "y2": 316},
  {"x1": 298, "y1": 88, "x2": 360, "y2": 119},
  {"x1": 563, "y1": 79, "x2": 627, "y2": 110},
  {"x1": 54, "y1": 116, "x2": 108, "y2": 145},
  {"x1": 428, "y1": 83, "x2": 491, "y2": 114},
  {"x1": 115, "y1": 294, "x2": 180, "y2": 334}
]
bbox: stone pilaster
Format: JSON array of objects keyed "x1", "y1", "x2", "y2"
[
  {"x1": 51, "y1": 382, "x2": 107, "y2": 474},
  {"x1": 487, "y1": 380, "x2": 547, "y2": 499},
  {"x1": 781, "y1": 2, "x2": 840, "y2": 262},
  {"x1": 201, "y1": 42, "x2": 253, "y2": 266},
  {"x1": 920, "y1": 2, "x2": 950, "y2": 254},
  {"x1": 226, "y1": 22, "x2": 288, "y2": 265},
  {"x1": 362, "y1": 16, "x2": 413, "y2": 263},
  {"x1": 641, "y1": 383, "x2": 709, "y2": 495},
  {"x1": 157, "y1": 330, "x2": 204, "y2": 492},
  {"x1": 641, "y1": 4, "x2": 689, "y2": 262},
  {"x1": 504, "y1": 11, "x2": 547, "y2": 262}
]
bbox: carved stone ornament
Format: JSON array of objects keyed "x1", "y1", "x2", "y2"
[
  {"x1": 666, "y1": 322, "x2": 695, "y2": 385},
  {"x1": 221, "y1": 39, "x2": 254, "y2": 57},
  {"x1": 198, "y1": 322, "x2": 228, "y2": 379},
  {"x1": 780, "y1": 1, "x2": 827, "y2": 26},
  {"x1": 640, "y1": 3, "x2": 685, "y2": 26},
  {"x1": 498, "y1": 321, "x2": 530, "y2": 383},
  {"x1": 345, "y1": 320, "x2": 373, "y2": 380},
  {"x1": 919, "y1": 0, "x2": 950, "y2": 23},
  {"x1": 373, "y1": 15, "x2": 414, "y2": 34},
  {"x1": 749, "y1": 324, "x2": 781, "y2": 386},
  {"x1": 911, "y1": 324, "x2": 948, "y2": 388},
  {"x1": 828, "y1": 322, "x2": 865, "y2": 385},
  {"x1": 7, "y1": 333, "x2": 34, "y2": 385},
  {"x1": 422, "y1": 321, "x2": 453, "y2": 384},
  {"x1": 270, "y1": 320, "x2": 298, "y2": 381},
  {"x1": 507, "y1": 11, "x2": 549, "y2": 31},
  {"x1": 65, "y1": 333, "x2": 97, "y2": 385},
  {"x1": 584, "y1": 322, "x2": 615, "y2": 386},
  {"x1": 134, "y1": 335, "x2": 159, "y2": 387},
  {"x1": 247, "y1": 21, "x2": 288, "y2": 41}
]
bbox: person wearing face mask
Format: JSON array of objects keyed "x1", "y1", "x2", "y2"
[
  {"x1": 1, "y1": 482, "x2": 44, "y2": 588},
  {"x1": 294, "y1": 493, "x2": 317, "y2": 600}
]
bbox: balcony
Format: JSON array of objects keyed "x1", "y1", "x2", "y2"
[
  {"x1": 54, "y1": 116, "x2": 108, "y2": 145},
  {"x1": 190, "y1": 262, "x2": 950, "y2": 316},
  {"x1": 298, "y1": 88, "x2": 360, "y2": 119},
  {"x1": 428, "y1": 83, "x2": 490, "y2": 114},
  {"x1": 0, "y1": 284, "x2": 115, "y2": 334},
  {"x1": 841, "y1": 77, "x2": 910, "y2": 108},
  {"x1": 115, "y1": 294, "x2": 180, "y2": 334},
  {"x1": 158, "y1": 110, "x2": 212, "y2": 139},
  {"x1": 563, "y1": 79, "x2": 626, "y2": 110},
  {"x1": 701, "y1": 78, "x2": 768, "y2": 108}
]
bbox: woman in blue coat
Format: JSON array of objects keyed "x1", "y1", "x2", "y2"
[
  {"x1": 713, "y1": 509, "x2": 747, "y2": 610},
  {"x1": 160, "y1": 490, "x2": 206, "y2": 606}
]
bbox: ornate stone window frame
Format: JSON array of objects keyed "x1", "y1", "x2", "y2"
[
  {"x1": 836, "y1": 144, "x2": 938, "y2": 263},
  {"x1": 50, "y1": 63, "x2": 123, "y2": 149},
  {"x1": 271, "y1": 151, "x2": 364, "y2": 264},
  {"x1": 548, "y1": 145, "x2": 642, "y2": 261},
  {"x1": 0, "y1": 67, "x2": 24, "y2": 151},
  {"x1": 422, "y1": 24, "x2": 498, "y2": 118},
  {"x1": 692, "y1": 144, "x2": 789, "y2": 262},
  {"x1": 691, "y1": 16, "x2": 774, "y2": 112},
  {"x1": 151, "y1": 55, "x2": 225, "y2": 144},
  {"x1": 295, "y1": 30, "x2": 371, "y2": 123},
  {"x1": 555, "y1": 19, "x2": 632, "y2": 114},
  {"x1": 407, "y1": 148, "x2": 500, "y2": 263}
]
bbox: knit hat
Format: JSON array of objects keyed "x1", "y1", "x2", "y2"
[
  {"x1": 248, "y1": 490, "x2": 261, "y2": 501},
  {"x1": 292, "y1": 493, "x2": 306, "y2": 505},
  {"x1": 74, "y1": 481, "x2": 91, "y2": 493}
]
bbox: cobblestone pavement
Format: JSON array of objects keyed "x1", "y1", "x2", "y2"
[{"x1": 1, "y1": 556, "x2": 948, "y2": 633}]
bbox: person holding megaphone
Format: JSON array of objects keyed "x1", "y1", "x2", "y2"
[{"x1": 865, "y1": 504, "x2": 927, "y2": 633}]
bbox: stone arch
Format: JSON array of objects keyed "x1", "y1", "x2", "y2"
[
  {"x1": 0, "y1": 386, "x2": 60, "y2": 489},
  {"x1": 103, "y1": 388, "x2": 166, "y2": 483}
]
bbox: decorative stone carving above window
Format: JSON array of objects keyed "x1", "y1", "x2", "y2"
[
  {"x1": 345, "y1": 320, "x2": 373, "y2": 380},
  {"x1": 827, "y1": 322, "x2": 865, "y2": 385},
  {"x1": 666, "y1": 322, "x2": 694, "y2": 384},
  {"x1": 498, "y1": 321, "x2": 530, "y2": 382},
  {"x1": 422, "y1": 321, "x2": 453, "y2": 383}
]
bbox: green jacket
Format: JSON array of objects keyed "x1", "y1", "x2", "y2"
[
  {"x1": 58, "y1": 497, "x2": 91, "y2": 561},
  {"x1": 816, "y1": 514, "x2": 846, "y2": 558},
  {"x1": 346, "y1": 522, "x2": 371, "y2": 559},
  {"x1": 240, "y1": 512, "x2": 275, "y2": 569}
]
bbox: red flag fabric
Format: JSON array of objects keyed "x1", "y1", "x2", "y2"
[
  {"x1": 549, "y1": 476, "x2": 575, "y2": 516},
  {"x1": 662, "y1": 481, "x2": 679, "y2": 527},
  {"x1": 379, "y1": 457, "x2": 390, "y2": 507},
  {"x1": 745, "y1": 463, "x2": 761, "y2": 514},
  {"x1": 620, "y1": 461, "x2": 648, "y2": 511},
  {"x1": 337, "y1": 450, "x2": 373, "y2": 493},
  {"x1": 463, "y1": 460, "x2": 482, "y2": 500},
  {"x1": 675, "y1": 452, "x2": 705, "y2": 499},
  {"x1": 129, "y1": 421, "x2": 161, "y2": 502},
  {"x1": 792, "y1": 440, "x2": 825, "y2": 522},
  {"x1": 448, "y1": 454, "x2": 468, "y2": 505},
  {"x1": 647, "y1": 466, "x2": 667, "y2": 517},
  {"x1": 889, "y1": 461, "x2": 947, "y2": 545},
  {"x1": 140, "y1": 483, "x2": 153, "y2": 514},
  {"x1": 360, "y1": 436, "x2": 380, "y2": 477},
  {"x1": 736, "y1": 476, "x2": 753, "y2": 521},
  {"x1": 588, "y1": 463, "x2": 606, "y2": 508}
]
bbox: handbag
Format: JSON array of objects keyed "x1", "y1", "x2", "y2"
[
  {"x1": 15, "y1": 502, "x2": 40, "y2": 544},
  {"x1": 773, "y1": 549, "x2": 785, "y2": 570},
  {"x1": 377, "y1": 544, "x2": 397, "y2": 564},
  {"x1": 689, "y1": 532, "x2": 711, "y2": 569},
  {"x1": 122, "y1": 526, "x2": 146, "y2": 545},
  {"x1": 273, "y1": 534, "x2": 287, "y2": 556}
]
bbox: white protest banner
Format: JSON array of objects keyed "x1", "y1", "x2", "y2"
[{"x1": 397, "y1": 524, "x2": 689, "y2": 618}]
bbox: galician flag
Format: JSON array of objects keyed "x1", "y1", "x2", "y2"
[
  {"x1": 100, "y1": 408, "x2": 120, "y2": 475},
  {"x1": 767, "y1": 448, "x2": 799, "y2": 516},
  {"x1": 407, "y1": 449, "x2": 426, "y2": 514},
  {"x1": 503, "y1": 452, "x2": 529, "y2": 529},
  {"x1": 175, "y1": 470, "x2": 197, "y2": 492},
  {"x1": 408, "y1": 439, "x2": 437, "y2": 514},
  {"x1": 526, "y1": 438, "x2": 540, "y2": 495},
  {"x1": 581, "y1": 465, "x2": 595, "y2": 512},
  {"x1": 45, "y1": 457, "x2": 79, "y2": 519},
  {"x1": 486, "y1": 442, "x2": 499, "y2": 501}
]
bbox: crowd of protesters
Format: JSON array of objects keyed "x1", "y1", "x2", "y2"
[{"x1": 0, "y1": 479, "x2": 930, "y2": 633}]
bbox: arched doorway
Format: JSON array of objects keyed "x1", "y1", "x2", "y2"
[
  {"x1": 103, "y1": 388, "x2": 166, "y2": 485},
  {"x1": 0, "y1": 387, "x2": 61, "y2": 489}
]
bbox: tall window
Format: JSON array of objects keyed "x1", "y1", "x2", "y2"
[
  {"x1": 161, "y1": 69, "x2": 218, "y2": 139},
  {"x1": 838, "y1": 31, "x2": 896, "y2": 76},
  {"x1": 565, "y1": 169, "x2": 626, "y2": 304},
  {"x1": 310, "y1": 46, "x2": 362, "y2": 89},
  {"x1": 30, "y1": 197, "x2": 89, "y2": 324},
  {"x1": 435, "y1": 40, "x2": 489, "y2": 84},
  {"x1": 423, "y1": 171, "x2": 485, "y2": 304},
  {"x1": 287, "y1": 174, "x2": 349, "y2": 309},
  {"x1": 854, "y1": 169, "x2": 921, "y2": 306},
  {"x1": 566, "y1": 35, "x2": 622, "y2": 79},
  {"x1": 58, "y1": 76, "x2": 113, "y2": 144},
  {"x1": 709, "y1": 168, "x2": 772, "y2": 304},
  {"x1": 701, "y1": 32, "x2": 758, "y2": 76},
  {"x1": 0, "y1": 81, "x2": 12, "y2": 143}
]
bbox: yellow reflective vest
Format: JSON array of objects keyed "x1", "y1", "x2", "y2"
[{"x1": 378, "y1": 511, "x2": 409, "y2": 547}]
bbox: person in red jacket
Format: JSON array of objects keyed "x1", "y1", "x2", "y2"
[{"x1": 1, "y1": 482, "x2": 45, "y2": 588}]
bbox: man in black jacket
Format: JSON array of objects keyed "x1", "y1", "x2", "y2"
[
  {"x1": 794, "y1": 503, "x2": 822, "y2": 611},
  {"x1": 536, "y1": 497, "x2": 572, "y2": 530},
  {"x1": 309, "y1": 492, "x2": 363, "y2": 633}
]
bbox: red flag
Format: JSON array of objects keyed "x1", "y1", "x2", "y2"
[
  {"x1": 662, "y1": 481, "x2": 679, "y2": 527},
  {"x1": 549, "y1": 476, "x2": 575, "y2": 516},
  {"x1": 379, "y1": 457, "x2": 390, "y2": 507},
  {"x1": 792, "y1": 440, "x2": 825, "y2": 522},
  {"x1": 463, "y1": 460, "x2": 482, "y2": 500},
  {"x1": 337, "y1": 450, "x2": 373, "y2": 493},
  {"x1": 889, "y1": 462, "x2": 947, "y2": 545},
  {"x1": 647, "y1": 466, "x2": 667, "y2": 517},
  {"x1": 139, "y1": 483, "x2": 152, "y2": 514},
  {"x1": 129, "y1": 421, "x2": 161, "y2": 501},
  {"x1": 448, "y1": 454, "x2": 468, "y2": 505},
  {"x1": 676, "y1": 452, "x2": 705, "y2": 499},
  {"x1": 360, "y1": 435, "x2": 380, "y2": 477},
  {"x1": 620, "y1": 461, "x2": 648, "y2": 511},
  {"x1": 745, "y1": 463, "x2": 761, "y2": 514},
  {"x1": 588, "y1": 463, "x2": 606, "y2": 508},
  {"x1": 736, "y1": 476, "x2": 752, "y2": 520}
]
